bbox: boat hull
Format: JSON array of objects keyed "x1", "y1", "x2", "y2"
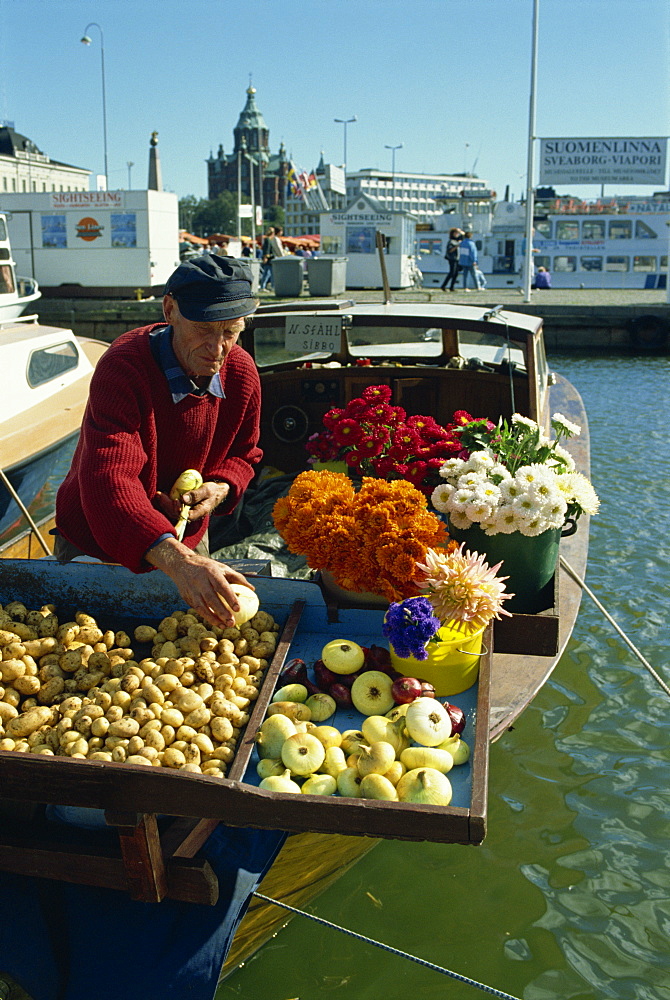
[{"x1": 0, "y1": 431, "x2": 77, "y2": 538}]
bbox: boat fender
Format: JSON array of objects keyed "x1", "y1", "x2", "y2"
[{"x1": 626, "y1": 315, "x2": 669, "y2": 349}]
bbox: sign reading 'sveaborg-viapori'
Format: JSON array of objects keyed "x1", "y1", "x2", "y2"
[{"x1": 539, "y1": 137, "x2": 668, "y2": 186}]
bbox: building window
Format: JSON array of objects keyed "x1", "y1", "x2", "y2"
[
  {"x1": 633, "y1": 255, "x2": 656, "y2": 272},
  {"x1": 22, "y1": 179, "x2": 26, "y2": 191},
  {"x1": 2, "y1": 177, "x2": 6, "y2": 191},
  {"x1": 605, "y1": 255, "x2": 629, "y2": 271},
  {"x1": 12, "y1": 178, "x2": 16, "y2": 190}
]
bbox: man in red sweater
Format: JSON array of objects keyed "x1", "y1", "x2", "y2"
[{"x1": 55, "y1": 255, "x2": 261, "y2": 628}]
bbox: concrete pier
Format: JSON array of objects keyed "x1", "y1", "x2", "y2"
[{"x1": 33, "y1": 286, "x2": 670, "y2": 351}]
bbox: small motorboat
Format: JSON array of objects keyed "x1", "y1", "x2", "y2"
[
  {"x1": 0, "y1": 211, "x2": 41, "y2": 322},
  {"x1": 0, "y1": 316, "x2": 107, "y2": 550}
]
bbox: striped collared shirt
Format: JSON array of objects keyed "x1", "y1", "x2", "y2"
[{"x1": 149, "y1": 325, "x2": 226, "y2": 403}]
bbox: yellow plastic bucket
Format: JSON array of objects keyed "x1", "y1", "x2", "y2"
[{"x1": 389, "y1": 621, "x2": 486, "y2": 696}]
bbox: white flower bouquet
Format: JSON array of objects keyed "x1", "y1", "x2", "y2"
[{"x1": 431, "y1": 413, "x2": 599, "y2": 537}]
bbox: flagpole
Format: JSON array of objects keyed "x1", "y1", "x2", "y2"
[{"x1": 523, "y1": 0, "x2": 540, "y2": 303}]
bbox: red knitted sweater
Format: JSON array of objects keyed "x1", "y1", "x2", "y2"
[{"x1": 56, "y1": 324, "x2": 262, "y2": 573}]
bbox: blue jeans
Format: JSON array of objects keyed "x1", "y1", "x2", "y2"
[
  {"x1": 259, "y1": 261, "x2": 273, "y2": 289},
  {"x1": 461, "y1": 264, "x2": 478, "y2": 289}
]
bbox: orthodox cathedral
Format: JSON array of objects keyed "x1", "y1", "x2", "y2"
[{"x1": 206, "y1": 86, "x2": 290, "y2": 211}]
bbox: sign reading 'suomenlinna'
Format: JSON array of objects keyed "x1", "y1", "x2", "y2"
[{"x1": 539, "y1": 137, "x2": 668, "y2": 186}]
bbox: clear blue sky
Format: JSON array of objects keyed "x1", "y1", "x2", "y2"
[{"x1": 1, "y1": 0, "x2": 668, "y2": 203}]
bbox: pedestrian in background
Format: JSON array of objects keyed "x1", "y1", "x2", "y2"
[
  {"x1": 458, "y1": 231, "x2": 479, "y2": 291},
  {"x1": 440, "y1": 227, "x2": 462, "y2": 291}
]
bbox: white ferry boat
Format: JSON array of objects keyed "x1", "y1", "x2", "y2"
[{"x1": 417, "y1": 191, "x2": 670, "y2": 290}]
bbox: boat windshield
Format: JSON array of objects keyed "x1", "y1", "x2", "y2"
[
  {"x1": 348, "y1": 325, "x2": 526, "y2": 370},
  {"x1": 348, "y1": 326, "x2": 444, "y2": 359},
  {"x1": 252, "y1": 318, "x2": 527, "y2": 371}
]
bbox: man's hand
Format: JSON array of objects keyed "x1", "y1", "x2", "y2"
[
  {"x1": 145, "y1": 537, "x2": 253, "y2": 628},
  {"x1": 154, "y1": 481, "x2": 230, "y2": 525}
]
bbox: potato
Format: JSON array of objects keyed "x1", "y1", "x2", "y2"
[
  {"x1": 6, "y1": 706, "x2": 53, "y2": 739},
  {"x1": 134, "y1": 625, "x2": 157, "y2": 644},
  {"x1": 108, "y1": 717, "x2": 140, "y2": 738}
]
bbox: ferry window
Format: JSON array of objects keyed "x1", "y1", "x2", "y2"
[
  {"x1": 635, "y1": 220, "x2": 657, "y2": 239},
  {"x1": 661, "y1": 256, "x2": 668, "y2": 269},
  {"x1": 418, "y1": 238, "x2": 442, "y2": 255},
  {"x1": 556, "y1": 221, "x2": 580, "y2": 240},
  {"x1": 535, "y1": 256, "x2": 550, "y2": 270},
  {"x1": 583, "y1": 221, "x2": 605, "y2": 240},
  {"x1": 633, "y1": 256, "x2": 657, "y2": 272},
  {"x1": 0, "y1": 264, "x2": 15, "y2": 294},
  {"x1": 609, "y1": 220, "x2": 632, "y2": 239},
  {"x1": 605, "y1": 256, "x2": 629, "y2": 272},
  {"x1": 535, "y1": 221, "x2": 551, "y2": 238},
  {"x1": 28, "y1": 342, "x2": 80, "y2": 387},
  {"x1": 0, "y1": 218, "x2": 6, "y2": 240},
  {"x1": 581, "y1": 256, "x2": 603, "y2": 271},
  {"x1": 554, "y1": 256, "x2": 577, "y2": 272}
]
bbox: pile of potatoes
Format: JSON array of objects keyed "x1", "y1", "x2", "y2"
[{"x1": 0, "y1": 599, "x2": 280, "y2": 778}]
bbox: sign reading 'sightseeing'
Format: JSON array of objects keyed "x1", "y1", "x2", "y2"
[{"x1": 539, "y1": 137, "x2": 668, "y2": 186}]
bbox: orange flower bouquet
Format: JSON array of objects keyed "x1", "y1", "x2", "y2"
[{"x1": 272, "y1": 469, "x2": 455, "y2": 601}]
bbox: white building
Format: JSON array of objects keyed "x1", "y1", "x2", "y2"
[
  {"x1": 345, "y1": 169, "x2": 490, "y2": 224},
  {"x1": 3, "y1": 189, "x2": 179, "y2": 298},
  {"x1": 0, "y1": 125, "x2": 90, "y2": 197}
]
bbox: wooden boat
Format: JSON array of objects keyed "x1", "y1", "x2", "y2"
[{"x1": 0, "y1": 297, "x2": 590, "y2": 993}]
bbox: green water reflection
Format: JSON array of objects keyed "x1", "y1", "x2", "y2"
[{"x1": 218, "y1": 353, "x2": 670, "y2": 1000}]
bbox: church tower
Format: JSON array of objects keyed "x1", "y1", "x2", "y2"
[{"x1": 207, "y1": 86, "x2": 288, "y2": 211}]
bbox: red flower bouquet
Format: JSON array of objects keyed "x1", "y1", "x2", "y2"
[{"x1": 306, "y1": 385, "x2": 484, "y2": 495}]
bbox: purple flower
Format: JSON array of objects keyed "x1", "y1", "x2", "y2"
[{"x1": 382, "y1": 596, "x2": 441, "y2": 660}]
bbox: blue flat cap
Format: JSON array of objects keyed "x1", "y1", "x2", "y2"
[{"x1": 164, "y1": 254, "x2": 256, "y2": 321}]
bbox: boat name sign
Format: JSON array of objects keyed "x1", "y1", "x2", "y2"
[{"x1": 285, "y1": 317, "x2": 342, "y2": 354}]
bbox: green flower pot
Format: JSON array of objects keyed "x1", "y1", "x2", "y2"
[{"x1": 447, "y1": 521, "x2": 562, "y2": 614}]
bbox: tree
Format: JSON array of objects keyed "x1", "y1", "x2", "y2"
[
  {"x1": 265, "y1": 205, "x2": 285, "y2": 229},
  {"x1": 178, "y1": 195, "x2": 198, "y2": 232},
  {"x1": 188, "y1": 192, "x2": 238, "y2": 236}
]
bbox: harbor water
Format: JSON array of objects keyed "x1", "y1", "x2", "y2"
[{"x1": 217, "y1": 351, "x2": 670, "y2": 1000}]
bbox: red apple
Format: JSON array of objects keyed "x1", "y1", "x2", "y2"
[{"x1": 391, "y1": 676, "x2": 423, "y2": 705}]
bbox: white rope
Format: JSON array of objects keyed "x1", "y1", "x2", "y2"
[
  {"x1": 252, "y1": 892, "x2": 523, "y2": 1000},
  {"x1": 560, "y1": 556, "x2": 670, "y2": 697}
]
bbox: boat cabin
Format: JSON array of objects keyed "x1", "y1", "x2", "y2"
[{"x1": 243, "y1": 301, "x2": 549, "y2": 473}]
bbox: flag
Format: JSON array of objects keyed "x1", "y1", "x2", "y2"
[{"x1": 287, "y1": 162, "x2": 329, "y2": 211}]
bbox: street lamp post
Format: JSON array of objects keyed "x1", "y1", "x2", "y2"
[
  {"x1": 384, "y1": 143, "x2": 403, "y2": 212},
  {"x1": 81, "y1": 23, "x2": 109, "y2": 189},
  {"x1": 127, "y1": 161, "x2": 134, "y2": 189},
  {"x1": 334, "y1": 116, "x2": 356, "y2": 174}
]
